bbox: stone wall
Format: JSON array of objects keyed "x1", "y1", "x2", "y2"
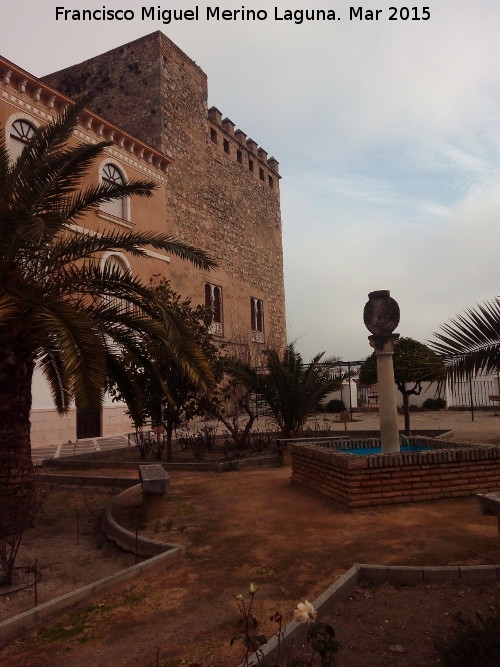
[
  {"x1": 43, "y1": 31, "x2": 286, "y2": 358},
  {"x1": 290, "y1": 438, "x2": 500, "y2": 509}
]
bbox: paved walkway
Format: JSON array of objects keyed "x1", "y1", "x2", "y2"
[
  {"x1": 31, "y1": 435, "x2": 129, "y2": 466},
  {"x1": 31, "y1": 410, "x2": 499, "y2": 466}
]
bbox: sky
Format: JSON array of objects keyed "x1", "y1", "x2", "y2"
[{"x1": 2, "y1": 0, "x2": 499, "y2": 362}]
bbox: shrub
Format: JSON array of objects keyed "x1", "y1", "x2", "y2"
[
  {"x1": 422, "y1": 397, "x2": 447, "y2": 411},
  {"x1": 434, "y1": 608, "x2": 500, "y2": 667},
  {"x1": 129, "y1": 429, "x2": 153, "y2": 459},
  {"x1": 178, "y1": 424, "x2": 218, "y2": 460},
  {"x1": 326, "y1": 399, "x2": 345, "y2": 413}
]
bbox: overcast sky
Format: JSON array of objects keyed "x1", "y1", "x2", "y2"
[{"x1": 3, "y1": 0, "x2": 499, "y2": 362}]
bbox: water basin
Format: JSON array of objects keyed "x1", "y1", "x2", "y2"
[{"x1": 339, "y1": 445, "x2": 432, "y2": 455}]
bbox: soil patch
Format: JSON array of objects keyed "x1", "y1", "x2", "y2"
[
  {"x1": 1, "y1": 465, "x2": 499, "y2": 665},
  {"x1": 1, "y1": 413, "x2": 499, "y2": 665},
  {"x1": 289, "y1": 581, "x2": 500, "y2": 666},
  {"x1": 0, "y1": 486, "x2": 141, "y2": 622}
]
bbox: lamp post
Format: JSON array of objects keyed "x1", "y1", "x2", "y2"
[{"x1": 363, "y1": 290, "x2": 400, "y2": 453}]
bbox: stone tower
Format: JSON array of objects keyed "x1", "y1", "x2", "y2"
[{"x1": 43, "y1": 32, "x2": 286, "y2": 361}]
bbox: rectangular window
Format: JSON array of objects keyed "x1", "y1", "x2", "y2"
[
  {"x1": 223, "y1": 139, "x2": 230, "y2": 154},
  {"x1": 205, "y1": 283, "x2": 223, "y2": 336},
  {"x1": 259, "y1": 167, "x2": 265, "y2": 181},
  {"x1": 249, "y1": 159, "x2": 254, "y2": 172},
  {"x1": 250, "y1": 297, "x2": 264, "y2": 343},
  {"x1": 268, "y1": 176, "x2": 273, "y2": 188},
  {"x1": 210, "y1": 128, "x2": 217, "y2": 143},
  {"x1": 237, "y1": 149, "x2": 242, "y2": 164}
]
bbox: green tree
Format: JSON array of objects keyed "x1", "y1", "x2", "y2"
[
  {"x1": 111, "y1": 277, "x2": 224, "y2": 462},
  {"x1": 0, "y1": 103, "x2": 216, "y2": 547},
  {"x1": 230, "y1": 343, "x2": 342, "y2": 437},
  {"x1": 429, "y1": 297, "x2": 500, "y2": 382},
  {"x1": 359, "y1": 337, "x2": 445, "y2": 435}
]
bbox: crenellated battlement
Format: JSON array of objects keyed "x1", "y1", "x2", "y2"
[{"x1": 208, "y1": 106, "x2": 280, "y2": 191}]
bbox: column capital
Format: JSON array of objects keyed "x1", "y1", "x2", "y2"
[{"x1": 368, "y1": 333, "x2": 400, "y2": 353}]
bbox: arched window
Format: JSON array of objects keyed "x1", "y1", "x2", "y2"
[
  {"x1": 101, "y1": 163, "x2": 127, "y2": 219},
  {"x1": 9, "y1": 119, "x2": 36, "y2": 160},
  {"x1": 105, "y1": 254, "x2": 128, "y2": 276},
  {"x1": 103, "y1": 254, "x2": 129, "y2": 313}
]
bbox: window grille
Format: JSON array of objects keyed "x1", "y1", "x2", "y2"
[
  {"x1": 9, "y1": 119, "x2": 36, "y2": 159},
  {"x1": 250, "y1": 297, "x2": 264, "y2": 343},
  {"x1": 205, "y1": 283, "x2": 223, "y2": 335}
]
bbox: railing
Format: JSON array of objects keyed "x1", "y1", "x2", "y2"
[
  {"x1": 448, "y1": 378, "x2": 500, "y2": 408},
  {"x1": 357, "y1": 385, "x2": 379, "y2": 408}
]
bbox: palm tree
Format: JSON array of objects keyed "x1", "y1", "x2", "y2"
[
  {"x1": 0, "y1": 103, "x2": 217, "y2": 540},
  {"x1": 229, "y1": 343, "x2": 342, "y2": 437},
  {"x1": 430, "y1": 297, "x2": 500, "y2": 382}
]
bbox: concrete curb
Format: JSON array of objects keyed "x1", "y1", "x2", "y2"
[
  {"x1": 0, "y1": 549, "x2": 183, "y2": 644},
  {"x1": 36, "y1": 473, "x2": 137, "y2": 488},
  {"x1": 0, "y1": 485, "x2": 185, "y2": 644},
  {"x1": 243, "y1": 562, "x2": 500, "y2": 666},
  {"x1": 102, "y1": 484, "x2": 184, "y2": 557},
  {"x1": 41, "y1": 455, "x2": 276, "y2": 472},
  {"x1": 435, "y1": 429, "x2": 455, "y2": 440}
]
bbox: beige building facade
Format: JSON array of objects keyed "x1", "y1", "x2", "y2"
[{"x1": 1, "y1": 32, "x2": 286, "y2": 445}]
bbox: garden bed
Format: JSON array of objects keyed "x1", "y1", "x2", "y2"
[{"x1": 1, "y1": 463, "x2": 499, "y2": 666}]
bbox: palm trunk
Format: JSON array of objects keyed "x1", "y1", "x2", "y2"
[{"x1": 0, "y1": 341, "x2": 36, "y2": 539}]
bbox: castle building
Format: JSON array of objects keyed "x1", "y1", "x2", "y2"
[{"x1": 1, "y1": 32, "x2": 286, "y2": 445}]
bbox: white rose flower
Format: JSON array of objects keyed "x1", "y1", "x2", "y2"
[{"x1": 293, "y1": 600, "x2": 317, "y2": 623}]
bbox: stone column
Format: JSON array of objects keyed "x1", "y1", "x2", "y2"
[
  {"x1": 368, "y1": 333, "x2": 400, "y2": 452},
  {"x1": 363, "y1": 290, "x2": 401, "y2": 453}
]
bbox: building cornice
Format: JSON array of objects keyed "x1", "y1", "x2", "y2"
[{"x1": 1, "y1": 55, "x2": 172, "y2": 180}]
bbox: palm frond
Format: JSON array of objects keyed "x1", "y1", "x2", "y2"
[
  {"x1": 37, "y1": 347, "x2": 71, "y2": 413},
  {"x1": 60, "y1": 178, "x2": 156, "y2": 222},
  {"x1": 0, "y1": 129, "x2": 10, "y2": 193},
  {"x1": 6, "y1": 101, "x2": 88, "y2": 184},
  {"x1": 229, "y1": 344, "x2": 340, "y2": 436},
  {"x1": 1, "y1": 102, "x2": 216, "y2": 429},
  {"x1": 36, "y1": 300, "x2": 107, "y2": 412},
  {"x1": 429, "y1": 297, "x2": 500, "y2": 382},
  {"x1": 50, "y1": 227, "x2": 217, "y2": 272},
  {"x1": 0, "y1": 295, "x2": 20, "y2": 323}
]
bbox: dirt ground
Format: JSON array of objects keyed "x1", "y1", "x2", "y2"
[
  {"x1": 0, "y1": 410, "x2": 499, "y2": 666},
  {"x1": 0, "y1": 487, "x2": 140, "y2": 621}
]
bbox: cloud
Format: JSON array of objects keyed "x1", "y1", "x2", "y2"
[{"x1": 1, "y1": 0, "x2": 498, "y2": 362}]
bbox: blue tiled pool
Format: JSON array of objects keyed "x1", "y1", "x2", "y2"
[{"x1": 339, "y1": 445, "x2": 432, "y2": 455}]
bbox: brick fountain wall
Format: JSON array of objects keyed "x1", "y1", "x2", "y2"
[{"x1": 290, "y1": 438, "x2": 500, "y2": 509}]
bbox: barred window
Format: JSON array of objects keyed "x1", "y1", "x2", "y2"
[
  {"x1": 251, "y1": 297, "x2": 264, "y2": 343},
  {"x1": 205, "y1": 283, "x2": 223, "y2": 335}
]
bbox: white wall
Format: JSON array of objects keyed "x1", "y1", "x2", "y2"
[
  {"x1": 31, "y1": 367, "x2": 132, "y2": 446},
  {"x1": 322, "y1": 380, "x2": 358, "y2": 410}
]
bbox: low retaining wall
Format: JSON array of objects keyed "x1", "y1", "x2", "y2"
[
  {"x1": 0, "y1": 486, "x2": 184, "y2": 643},
  {"x1": 103, "y1": 484, "x2": 184, "y2": 557},
  {"x1": 42, "y1": 455, "x2": 276, "y2": 472},
  {"x1": 277, "y1": 430, "x2": 449, "y2": 448},
  {"x1": 0, "y1": 549, "x2": 183, "y2": 643},
  {"x1": 243, "y1": 562, "x2": 500, "y2": 666},
  {"x1": 291, "y1": 437, "x2": 500, "y2": 508},
  {"x1": 36, "y1": 472, "x2": 137, "y2": 488}
]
